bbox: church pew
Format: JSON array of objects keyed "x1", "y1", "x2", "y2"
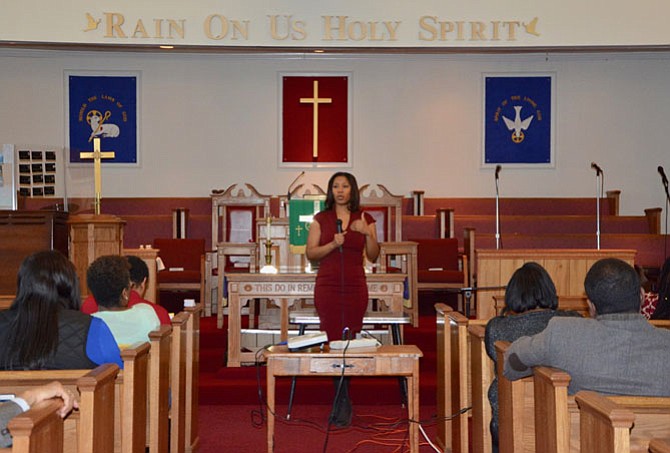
[
  {"x1": 0, "y1": 342, "x2": 150, "y2": 453},
  {"x1": 575, "y1": 391, "x2": 635, "y2": 453},
  {"x1": 496, "y1": 341, "x2": 670, "y2": 453},
  {"x1": 435, "y1": 303, "x2": 488, "y2": 453},
  {"x1": 650, "y1": 438, "x2": 670, "y2": 453},
  {"x1": 469, "y1": 324, "x2": 493, "y2": 453},
  {"x1": 0, "y1": 363, "x2": 119, "y2": 453},
  {"x1": 577, "y1": 392, "x2": 670, "y2": 453},
  {"x1": 170, "y1": 311, "x2": 190, "y2": 453},
  {"x1": 435, "y1": 303, "x2": 467, "y2": 453},
  {"x1": 6, "y1": 397, "x2": 65, "y2": 453},
  {"x1": 0, "y1": 296, "x2": 12, "y2": 311},
  {"x1": 183, "y1": 303, "x2": 202, "y2": 453},
  {"x1": 148, "y1": 326, "x2": 172, "y2": 453}
]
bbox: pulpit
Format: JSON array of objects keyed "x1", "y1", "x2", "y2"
[{"x1": 68, "y1": 214, "x2": 125, "y2": 294}]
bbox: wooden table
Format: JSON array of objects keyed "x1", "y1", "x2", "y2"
[
  {"x1": 226, "y1": 272, "x2": 406, "y2": 367},
  {"x1": 263, "y1": 345, "x2": 422, "y2": 452}
]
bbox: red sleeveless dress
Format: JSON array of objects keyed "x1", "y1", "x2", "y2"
[{"x1": 313, "y1": 209, "x2": 375, "y2": 341}]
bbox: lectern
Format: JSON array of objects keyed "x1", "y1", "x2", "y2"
[{"x1": 68, "y1": 214, "x2": 125, "y2": 294}]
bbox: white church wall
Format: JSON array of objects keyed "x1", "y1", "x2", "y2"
[{"x1": 0, "y1": 49, "x2": 668, "y2": 216}]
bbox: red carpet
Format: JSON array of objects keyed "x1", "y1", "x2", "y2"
[
  {"x1": 197, "y1": 295, "x2": 454, "y2": 450},
  {"x1": 199, "y1": 300, "x2": 442, "y2": 407},
  {"x1": 198, "y1": 404, "x2": 440, "y2": 452}
]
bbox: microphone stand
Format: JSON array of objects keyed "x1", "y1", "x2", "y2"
[
  {"x1": 595, "y1": 170, "x2": 602, "y2": 250},
  {"x1": 495, "y1": 174, "x2": 501, "y2": 250}
]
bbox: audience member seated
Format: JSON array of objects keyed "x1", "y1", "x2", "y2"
[
  {"x1": 0, "y1": 250, "x2": 123, "y2": 370},
  {"x1": 485, "y1": 262, "x2": 581, "y2": 453},
  {"x1": 0, "y1": 381, "x2": 78, "y2": 448},
  {"x1": 504, "y1": 257, "x2": 670, "y2": 396},
  {"x1": 87, "y1": 255, "x2": 161, "y2": 349},
  {"x1": 81, "y1": 255, "x2": 171, "y2": 326},
  {"x1": 648, "y1": 257, "x2": 670, "y2": 320}
]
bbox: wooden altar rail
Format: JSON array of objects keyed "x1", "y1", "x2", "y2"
[
  {"x1": 495, "y1": 341, "x2": 670, "y2": 453},
  {"x1": 5, "y1": 398, "x2": 67, "y2": 453}
]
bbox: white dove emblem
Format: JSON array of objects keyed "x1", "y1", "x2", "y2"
[{"x1": 502, "y1": 105, "x2": 534, "y2": 143}]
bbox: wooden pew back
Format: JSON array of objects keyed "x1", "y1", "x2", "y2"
[
  {"x1": 183, "y1": 303, "x2": 202, "y2": 453},
  {"x1": 469, "y1": 324, "x2": 493, "y2": 453},
  {"x1": 6, "y1": 398, "x2": 65, "y2": 453},
  {"x1": 498, "y1": 340, "x2": 670, "y2": 453},
  {"x1": 170, "y1": 311, "x2": 190, "y2": 453},
  {"x1": 0, "y1": 363, "x2": 119, "y2": 453},
  {"x1": 148, "y1": 326, "x2": 172, "y2": 453}
]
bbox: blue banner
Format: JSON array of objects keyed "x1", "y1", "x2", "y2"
[
  {"x1": 68, "y1": 74, "x2": 138, "y2": 164},
  {"x1": 484, "y1": 75, "x2": 552, "y2": 165}
]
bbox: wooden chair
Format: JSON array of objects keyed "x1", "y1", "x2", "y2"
[
  {"x1": 415, "y1": 238, "x2": 468, "y2": 312},
  {"x1": 153, "y1": 238, "x2": 206, "y2": 307},
  {"x1": 215, "y1": 242, "x2": 257, "y2": 329},
  {"x1": 208, "y1": 183, "x2": 271, "y2": 317},
  {"x1": 359, "y1": 183, "x2": 403, "y2": 243},
  {"x1": 360, "y1": 184, "x2": 423, "y2": 325},
  {"x1": 0, "y1": 363, "x2": 120, "y2": 453},
  {"x1": 6, "y1": 398, "x2": 65, "y2": 453}
]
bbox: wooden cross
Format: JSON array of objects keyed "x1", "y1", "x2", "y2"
[
  {"x1": 79, "y1": 137, "x2": 115, "y2": 215},
  {"x1": 300, "y1": 80, "x2": 332, "y2": 159}
]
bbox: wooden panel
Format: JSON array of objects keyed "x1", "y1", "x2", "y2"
[
  {"x1": 68, "y1": 214, "x2": 125, "y2": 295},
  {"x1": 0, "y1": 211, "x2": 68, "y2": 295},
  {"x1": 475, "y1": 249, "x2": 636, "y2": 319}
]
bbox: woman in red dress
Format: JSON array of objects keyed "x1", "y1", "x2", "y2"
[{"x1": 306, "y1": 172, "x2": 380, "y2": 426}]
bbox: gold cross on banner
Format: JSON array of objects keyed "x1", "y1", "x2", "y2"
[
  {"x1": 79, "y1": 137, "x2": 115, "y2": 215},
  {"x1": 300, "y1": 80, "x2": 332, "y2": 159},
  {"x1": 294, "y1": 224, "x2": 304, "y2": 237}
]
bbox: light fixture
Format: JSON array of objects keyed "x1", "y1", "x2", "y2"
[{"x1": 159, "y1": 45, "x2": 174, "y2": 49}]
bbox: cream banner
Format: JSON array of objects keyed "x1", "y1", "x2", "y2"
[{"x1": 1, "y1": 0, "x2": 669, "y2": 49}]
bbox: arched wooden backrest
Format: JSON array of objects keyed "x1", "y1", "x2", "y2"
[
  {"x1": 210, "y1": 183, "x2": 271, "y2": 247},
  {"x1": 359, "y1": 183, "x2": 403, "y2": 243}
]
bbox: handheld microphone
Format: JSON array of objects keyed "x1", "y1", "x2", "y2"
[
  {"x1": 658, "y1": 166, "x2": 668, "y2": 187},
  {"x1": 336, "y1": 219, "x2": 343, "y2": 252},
  {"x1": 591, "y1": 162, "x2": 603, "y2": 175},
  {"x1": 495, "y1": 165, "x2": 502, "y2": 180}
]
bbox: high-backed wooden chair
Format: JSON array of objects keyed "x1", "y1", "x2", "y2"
[
  {"x1": 414, "y1": 238, "x2": 468, "y2": 312},
  {"x1": 207, "y1": 183, "x2": 270, "y2": 316},
  {"x1": 359, "y1": 183, "x2": 402, "y2": 243},
  {"x1": 153, "y1": 238, "x2": 206, "y2": 307}
]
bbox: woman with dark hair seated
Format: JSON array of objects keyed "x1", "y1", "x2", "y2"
[
  {"x1": 484, "y1": 262, "x2": 581, "y2": 453},
  {"x1": 0, "y1": 250, "x2": 123, "y2": 370}
]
